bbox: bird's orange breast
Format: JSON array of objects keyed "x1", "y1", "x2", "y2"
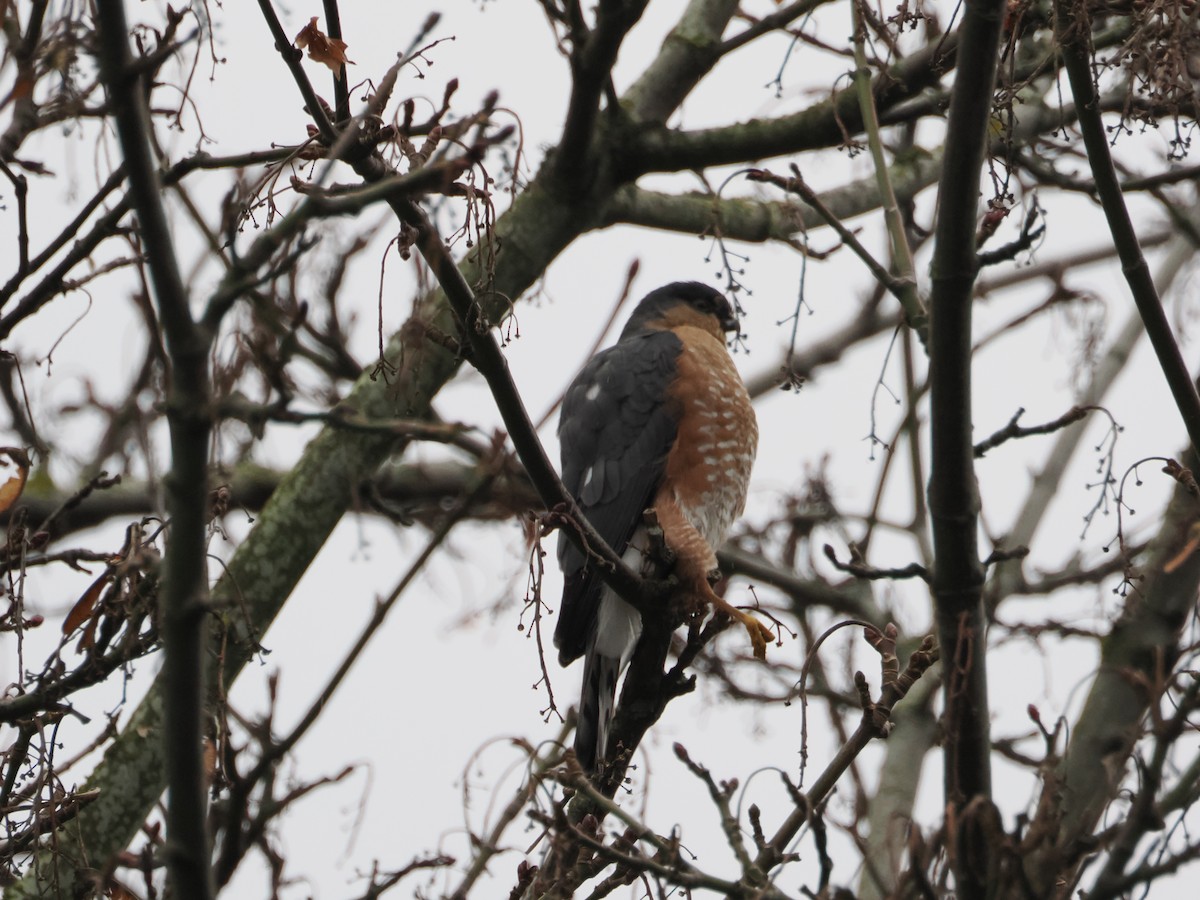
[{"x1": 660, "y1": 325, "x2": 758, "y2": 546}]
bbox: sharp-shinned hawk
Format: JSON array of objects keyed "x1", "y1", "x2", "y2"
[{"x1": 555, "y1": 281, "x2": 766, "y2": 772}]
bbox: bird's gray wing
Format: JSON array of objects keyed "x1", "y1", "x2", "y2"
[{"x1": 554, "y1": 329, "x2": 683, "y2": 665}]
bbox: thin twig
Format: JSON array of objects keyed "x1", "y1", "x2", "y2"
[
  {"x1": 745, "y1": 166, "x2": 915, "y2": 308},
  {"x1": 973, "y1": 406, "x2": 1094, "y2": 458},
  {"x1": 822, "y1": 544, "x2": 930, "y2": 583},
  {"x1": 446, "y1": 732, "x2": 567, "y2": 900},
  {"x1": 212, "y1": 454, "x2": 500, "y2": 886},
  {"x1": 849, "y1": 0, "x2": 925, "y2": 336},
  {"x1": 672, "y1": 744, "x2": 766, "y2": 886}
]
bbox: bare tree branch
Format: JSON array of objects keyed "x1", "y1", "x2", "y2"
[
  {"x1": 1055, "y1": 0, "x2": 1200, "y2": 455},
  {"x1": 95, "y1": 4, "x2": 214, "y2": 896},
  {"x1": 626, "y1": 30, "x2": 959, "y2": 172},
  {"x1": 925, "y1": 0, "x2": 1007, "y2": 892}
]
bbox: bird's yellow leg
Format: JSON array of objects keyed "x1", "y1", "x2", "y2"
[
  {"x1": 652, "y1": 494, "x2": 773, "y2": 660},
  {"x1": 699, "y1": 579, "x2": 772, "y2": 660}
]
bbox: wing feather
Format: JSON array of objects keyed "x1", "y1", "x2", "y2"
[{"x1": 554, "y1": 330, "x2": 682, "y2": 664}]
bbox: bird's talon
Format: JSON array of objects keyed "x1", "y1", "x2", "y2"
[
  {"x1": 738, "y1": 613, "x2": 771, "y2": 660},
  {"x1": 709, "y1": 591, "x2": 771, "y2": 660}
]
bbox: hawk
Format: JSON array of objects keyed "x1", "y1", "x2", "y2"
[{"x1": 555, "y1": 281, "x2": 768, "y2": 773}]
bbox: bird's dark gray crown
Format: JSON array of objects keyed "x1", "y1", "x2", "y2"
[{"x1": 620, "y1": 282, "x2": 738, "y2": 339}]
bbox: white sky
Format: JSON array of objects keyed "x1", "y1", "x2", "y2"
[{"x1": 3, "y1": 1, "x2": 1199, "y2": 896}]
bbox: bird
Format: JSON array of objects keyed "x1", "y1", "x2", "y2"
[{"x1": 554, "y1": 281, "x2": 769, "y2": 773}]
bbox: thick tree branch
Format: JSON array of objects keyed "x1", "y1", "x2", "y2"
[
  {"x1": 924, "y1": 0, "x2": 1006, "y2": 893},
  {"x1": 621, "y1": 0, "x2": 740, "y2": 124},
  {"x1": 553, "y1": 0, "x2": 649, "y2": 187},
  {"x1": 626, "y1": 30, "x2": 958, "y2": 173},
  {"x1": 601, "y1": 147, "x2": 944, "y2": 242},
  {"x1": 94, "y1": 2, "x2": 214, "y2": 898}
]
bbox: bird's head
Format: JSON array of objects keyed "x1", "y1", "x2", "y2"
[{"x1": 620, "y1": 282, "x2": 741, "y2": 341}]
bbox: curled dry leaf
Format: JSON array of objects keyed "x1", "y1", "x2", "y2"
[
  {"x1": 294, "y1": 17, "x2": 353, "y2": 73},
  {"x1": 63, "y1": 573, "x2": 108, "y2": 639},
  {"x1": 0, "y1": 446, "x2": 31, "y2": 515}
]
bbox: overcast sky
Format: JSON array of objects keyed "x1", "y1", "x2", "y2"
[{"x1": 4, "y1": 1, "x2": 1199, "y2": 896}]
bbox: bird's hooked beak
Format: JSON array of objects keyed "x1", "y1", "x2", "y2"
[{"x1": 720, "y1": 310, "x2": 741, "y2": 336}]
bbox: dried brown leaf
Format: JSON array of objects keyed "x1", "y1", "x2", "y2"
[
  {"x1": 294, "y1": 17, "x2": 353, "y2": 73},
  {"x1": 63, "y1": 573, "x2": 107, "y2": 636},
  {"x1": 0, "y1": 447, "x2": 30, "y2": 515},
  {"x1": 76, "y1": 613, "x2": 99, "y2": 653}
]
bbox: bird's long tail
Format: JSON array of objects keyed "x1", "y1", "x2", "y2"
[{"x1": 576, "y1": 647, "x2": 621, "y2": 773}]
